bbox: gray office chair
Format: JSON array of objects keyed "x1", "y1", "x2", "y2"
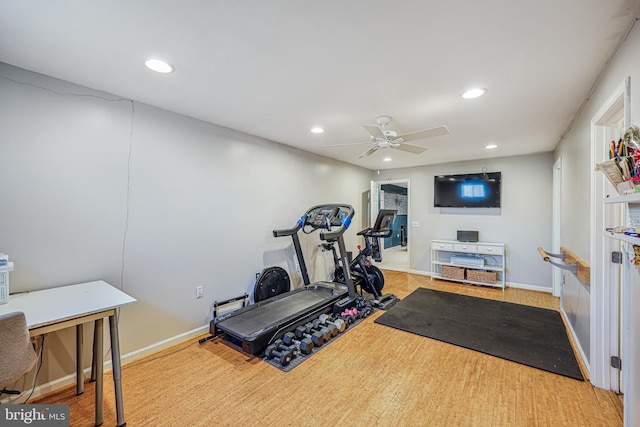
[{"x1": 0, "y1": 311, "x2": 38, "y2": 397}]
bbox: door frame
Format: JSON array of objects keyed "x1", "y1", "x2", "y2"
[
  {"x1": 552, "y1": 157, "x2": 562, "y2": 297},
  {"x1": 590, "y1": 77, "x2": 630, "y2": 392},
  {"x1": 371, "y1": 178, "x2": 410, "y2": 271}
]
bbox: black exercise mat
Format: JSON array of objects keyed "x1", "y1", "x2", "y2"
[{"x1": 374, "y1": 288, "x2": 583, "y2": 380}]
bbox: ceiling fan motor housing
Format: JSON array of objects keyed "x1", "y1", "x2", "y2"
[{"x1": 376, "y1": 115, "x2": 392, "y2": 127}]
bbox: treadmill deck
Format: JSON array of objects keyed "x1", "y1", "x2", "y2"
[{"x1": 214, "y1": 283, "x2": 348, "y2": 354}]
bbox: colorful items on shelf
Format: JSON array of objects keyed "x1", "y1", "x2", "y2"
[{"x1": 605, "y1": 226, "x2": 640, "y2": 237}]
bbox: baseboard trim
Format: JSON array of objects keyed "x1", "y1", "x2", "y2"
[
  {"x1": 2, "y1": 325, "x2": 209, "y2": 403},
  {"x1": 560, "y1": 305, "x2": 591, "y2": 380},
  {"x1": 505, "y1": 282, "x2": 553, "y2": 293},
  {"x1": 408, "y1": 269, "x2": 553, "y2": 293},
  {"x1": 408, "y1": 269, "x2": 431, "y2": 276},
  {"x1": 116, "y1": 325, "x2": 209, "y2": 367}
]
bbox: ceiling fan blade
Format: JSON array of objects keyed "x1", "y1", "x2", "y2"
[
  {"x1": 358, "y1": 146, "x2": 380, "y2": 158},
  {"x1": 362, "y1": 124, "x2": 385, "y2": 139},
  {"x1": 397, "y1": 125, "x2": 450, "y2": 142},
  {"x1": 324, "y1": 141, "x2": 371, "y2": 147},
  {"x1": 392, "y1": 142, "x2": 427, "y2": 155}
]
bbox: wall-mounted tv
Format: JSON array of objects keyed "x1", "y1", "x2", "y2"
[{"x1": 434, "y1": 172, "x2": 502, "y2": 208}]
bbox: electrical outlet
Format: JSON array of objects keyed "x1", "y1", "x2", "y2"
[{"x1": 196, "y1": 286, "x2": 204, "y2": 299}]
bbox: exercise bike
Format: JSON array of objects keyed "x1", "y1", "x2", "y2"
[{"x1": 324, "y1": 209, "x2": 400, "y2": 310}]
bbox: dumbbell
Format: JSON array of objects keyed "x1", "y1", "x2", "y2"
[
  {"x1": 311, "y1": 318, "x2": 338, "y2": 337},
  {"x1": 341, "y1": 307, "x2": 358, "y2": 317},
  {"x1": 264, "y1": 343, "x2": 293, "y2": 366},
  {"x1": 342, "y1": 305, "x2": 372, "y2": 320},
  {"x1": 304, "y1": 322, "x2": 332, "y2": 342},
  {"x1": 340, "y1": 308, "x2": 358, "y2": 324},
  {"x1": 294, "y1": 325, "x2": 324, "y2": 347},
  {"x1": 359, "y1": 305, "x2": 373, "y2": 318},
  {"x1": 282, "y1": 332, "x2": 314, "y2": 355},
  {"x1": 338, "y1": 313, "x2": 356, "y2": 325},
  {"x1": 317, "y1": 313, "x2": 346, "y2": 333},
  {"x1": 272, "y1": 339, "x2": 299, "y2": 357}
]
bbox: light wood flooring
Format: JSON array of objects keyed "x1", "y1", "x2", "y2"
[{"x1": 32, "y1": 271, "x2": 623, "y2": 426}]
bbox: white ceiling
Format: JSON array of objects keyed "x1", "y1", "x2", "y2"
[{"x1": 1, "y1": 1, "x2": 639, "y2": 170}]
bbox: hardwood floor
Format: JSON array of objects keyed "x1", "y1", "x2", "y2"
[{"x1": 32, "y1": 271, "x2": 623, "y2": 426}]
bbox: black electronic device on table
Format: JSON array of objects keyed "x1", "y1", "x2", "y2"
[
  {"x1": 209, "y1": 204, "x2": 357, "y2": 356},
  {"x1": 457, "y1": 230, "x2": 479, "y2": 242}
]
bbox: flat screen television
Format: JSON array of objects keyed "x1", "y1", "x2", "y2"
[{"x1": 434, "y1": 172, "x2": 501, "y2": 208}]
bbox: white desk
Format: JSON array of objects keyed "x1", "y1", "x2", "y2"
[{"x1": 0, "y1": 280, "x2": 136, "y2": 427}]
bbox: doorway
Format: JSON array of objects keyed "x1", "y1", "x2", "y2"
[
  {"x1": 590, "y1": 77, "x2": 630, "y2": 395},
  {"x1": 371, "y1": 179, "x2": 410, "y2": 272}
]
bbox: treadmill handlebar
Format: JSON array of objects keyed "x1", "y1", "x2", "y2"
[
  {"x1": 320, "y1": 215, "x2": 352, "y2": 241},
  {"x1": 272, "y1": 222, "x2": 301, "y2": 238}
]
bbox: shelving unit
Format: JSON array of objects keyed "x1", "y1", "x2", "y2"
[
  {"x1": 604, "y1": 193, "x2": 640, "y2": 245},
  {"x1": 430, "y1": 239, "x2": 505, "y2": 289}
]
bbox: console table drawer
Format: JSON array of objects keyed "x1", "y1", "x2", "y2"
[
  {"x1": 431, "y1": 242, "x2": 454, "y2": 251},
  {"x1": 453, "y1": 243, "x2": 478, "y2": 253},
  {"x1": 477, "y1": 244, "x2": 504, "y2": 255}
]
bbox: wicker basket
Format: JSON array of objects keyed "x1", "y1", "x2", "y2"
[
  {"x1": 442, "y1": 265, "x2": 465, "y2": 280},
  {"x1": 467, "y1": 270, "x2": 497, "y2": 284}
]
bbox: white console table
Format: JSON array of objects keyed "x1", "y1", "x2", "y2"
[{"x1": 430, "y1": 239, "x2": 506, "y2": 289}]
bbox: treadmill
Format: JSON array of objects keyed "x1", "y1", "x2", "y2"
[{"x1": 210, "y1": 204, "x2": 358, "y2": 355}]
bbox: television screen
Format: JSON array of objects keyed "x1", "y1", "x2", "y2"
[{"x1": 434, "y1": 172, "x2": 501, "y2": 208}]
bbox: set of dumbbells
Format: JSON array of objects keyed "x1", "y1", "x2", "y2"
[
  {"x1": 339, "y1": 302, "x2": 373, "y2": 324},
  {"x1": 264, "y1": 312, "x2": 351, "y2": 366},
  {"x1": 264, "y1": 339, "x2": 299, "y2": 366}
]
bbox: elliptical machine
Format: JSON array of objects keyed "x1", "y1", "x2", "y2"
[{"x1": 325, "y1": 209, "x2": 400, "y2": 310}]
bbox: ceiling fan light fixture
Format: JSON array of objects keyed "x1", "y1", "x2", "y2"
[
  {"x1": 144, "y1": 58, "x2": 174, "y2": 73},
  {"x1": 327, "y1": 115, "x2": 448, "y2": 159},
  {"x1": 310, "y1": 127, "x2": 325, "y2": 134},
  {"x1": 462, "y1": 88, "x2": 486, "y2": 99}
]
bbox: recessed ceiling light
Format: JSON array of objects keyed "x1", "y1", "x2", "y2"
[
  {"x1": 462, "y1": 88, "x2": 486, "y2": 99},
  {"x1": 310, "y1": 127, "x2": 325, "y2": 134},
  {"x1": 485, "y1": 144, "x2": 499, "y2": 149},
  {"x1": 144, "y1": 59, "x2": 174, "y2": 73},
  {"x1": 383, "y1": 157, "x2": 392, "y2": 162}
]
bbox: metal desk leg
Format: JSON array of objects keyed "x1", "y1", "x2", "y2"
[
  {"x1": 90, "y1": 321, "x2": 98, "y2": 382},
  {"x1": 76, "y1": 324, "x2": 84, "y2": 395},
  {"x1": 109, "y1": 312, "x2": 126, "y2": 427},
  {"x1": 94, "y1": 318, "x2": 104, "y2": 427}
]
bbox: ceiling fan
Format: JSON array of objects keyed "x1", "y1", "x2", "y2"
[{"x1": 326, "y1": 115, "x2": 450, "y2": 158}]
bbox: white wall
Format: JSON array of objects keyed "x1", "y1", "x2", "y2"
[
  {"x1": 0, "y1": 63, "x2": 371, "y2": 386},
  {"x1": 374, "y1": 152, "x2": 554, "y2": 290},
  {"x1": 555, "y1": 19, "x2": 640, "y2": 426}
]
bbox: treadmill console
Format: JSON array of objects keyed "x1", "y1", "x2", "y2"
[
  {"x1": 307, "y1": 206, "x2": 340, "y2": 229},
  {"x1": 302, "y1": 205, "x2": 351, "y2": 232}
]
